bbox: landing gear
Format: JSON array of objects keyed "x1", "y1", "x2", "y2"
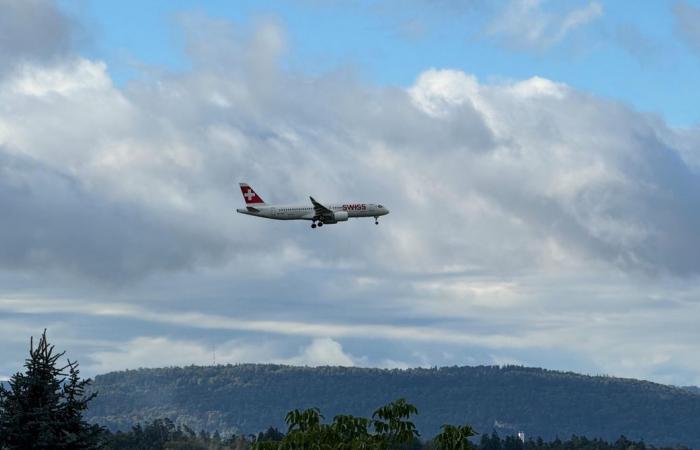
[
  {"x1": 317, "y1": 222, "x2": 323, "y2": 227},
  {"x1": 311, "y1": 223, "x2": 317, "y2": 229},
  {"x1": 374, "y1": 216, "x2": 379, "y2": 225},
  {"x1": 311, "y1": 220, "x2": 323, "y2": 229}
]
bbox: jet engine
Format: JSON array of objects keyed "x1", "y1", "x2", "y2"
[{"x1": 332, "y1": 211, "x2": 349, "y2": 222}]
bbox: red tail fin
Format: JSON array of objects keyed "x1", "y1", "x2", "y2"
[{"x1": 239, "y1": 183, "x2": 265, "y2": 205}]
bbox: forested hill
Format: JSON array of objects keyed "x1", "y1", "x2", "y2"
[
  {"x1": 685, "y1": 385, "x2": 700, "y2": 395},
  {"x1": 86, "y1": 365, "x2": 700, "y2": 448}
]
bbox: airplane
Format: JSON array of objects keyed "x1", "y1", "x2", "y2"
[{"x1": 236, "y1": 183, "x2": 389, "y2": 229}]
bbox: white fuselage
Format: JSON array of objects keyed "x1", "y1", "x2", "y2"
[{"x1": 237, "y1": 202, "x2": 388, "y2": 222}]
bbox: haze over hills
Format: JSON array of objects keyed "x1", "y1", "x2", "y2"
[{"x1": 86, "y1": 364, "x2": 700, "y2": 448}]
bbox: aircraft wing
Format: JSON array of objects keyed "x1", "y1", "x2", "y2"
[{"x1": 310, "y1": 196, "x2": 334, "y2": 220}]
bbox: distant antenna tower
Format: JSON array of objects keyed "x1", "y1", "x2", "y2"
[
  {"x1": 517, "y1": 432, "x2": 525, "y2": 442},
  {"x1": 213, "y1": 344, "x2": 216, "y2": 366}
]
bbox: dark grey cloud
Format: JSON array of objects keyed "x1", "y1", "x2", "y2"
[
  {"x1": 0, "y1": 0, "x2": 77, "y2": 74},
  {"x1": 0, "y1": 148, "x2": 230, "y2": 283},
  {"x1": 460, "y1": 89, "x2": 700, "y2": 276}
]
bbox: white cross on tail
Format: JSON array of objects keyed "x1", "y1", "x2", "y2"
[{"x1": 244, "y1": 189, "x2": 256, "y2": 201}]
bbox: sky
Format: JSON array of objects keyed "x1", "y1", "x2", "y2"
[{"x1": 1, "y1": 0, "x2": 700, "y2": 387}]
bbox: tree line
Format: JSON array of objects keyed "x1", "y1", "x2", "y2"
[
  {"x1": 101, "y1": 416, "x2": 689, "y2": 450},
  {"x1": 0, "y1": 332, "x2": 694, "y2": 449},
  {"x1": 85, "y1": 359, "x2": 700, "y2": 444}
]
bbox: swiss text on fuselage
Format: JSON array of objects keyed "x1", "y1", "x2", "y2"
[{"x1": 342, "y1": 204, "x2": 367, "y2": 211}]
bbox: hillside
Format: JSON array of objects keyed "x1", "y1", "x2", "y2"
[
  {"x1": 86, "y1": 365, "x2": 700, "y2": 448},
  {"x1": 685, "y1": 386, "x2": 700, "y2": 395}
]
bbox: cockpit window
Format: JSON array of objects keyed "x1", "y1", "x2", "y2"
[{"x1": 378, "y1": 204, "x2": 384, "y2": 208}]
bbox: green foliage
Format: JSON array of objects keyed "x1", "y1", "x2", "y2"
[
  {"x1": 276, "y1": 407, "x2": 332, "y2": 449},
  {"x1": 103, "y1": 418, "x2": 244, "y2": 450},
  {"x1": 252, "y1": 399, "x2": 419, "y2": 450},
  {"x1": 372, "y1": 398, "x2": 420, "y2": 446},
  {"x1": 100, "y1": 424, "x2": 692, "y2": 450},
  {"x1": 86, "y1": 364, "x2": 700, "y2": 448},
  {"x1": 0, "y1": 330, "x2": 103, "y2": 449},
  {"x1": 98, "y1": 409, "x2": 691, "y2": 450},
  {"x1": 286, "y1": 408, "x2": 324, "y2": 433},
  {"x1": 330, "y1": 415, "x2": 372, "y2": 447},
  {"x1": 434, "y1": 424, "x2": 477, "y2": 450}
]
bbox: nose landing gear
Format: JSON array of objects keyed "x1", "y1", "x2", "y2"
[{"x1": 374, "y1": 216, "x2": 379, "y2": 225}]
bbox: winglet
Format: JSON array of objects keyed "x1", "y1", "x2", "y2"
[
  {"x1": 309, "y1": 196, "x2": 324, "y2": 208},
  {"x1": 310, "y1": 196, "x2": 332, "y2": 215}
]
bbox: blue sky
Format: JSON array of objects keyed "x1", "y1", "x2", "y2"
[
  {"x1": 63, "y1": 0, "x2": 700, "y2": 126},
  {"x1": 2, "y1": 0, "x2": 700, "y2": 388}
]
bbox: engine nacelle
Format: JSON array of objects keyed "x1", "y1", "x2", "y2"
[{"x1": 331, "y1": 211, "x2": 349, "y2": 223}]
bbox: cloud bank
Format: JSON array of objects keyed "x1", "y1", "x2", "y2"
[{"x1": 1, "y1": 2, "x2": 700, "y2": 385}]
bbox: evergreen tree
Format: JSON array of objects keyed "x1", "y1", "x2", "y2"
[{"x1": 0, "y1": 330, "x2": 104, "y2": 449}]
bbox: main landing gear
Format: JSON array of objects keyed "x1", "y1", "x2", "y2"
[{"x1": 311, "y1": 221, "x2": 323, "y2": 229}]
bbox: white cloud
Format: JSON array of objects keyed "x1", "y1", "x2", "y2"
[
  {"x1": 0, "y1": 297, "x2": 533, "y2": 349},
  {"x1": 9, "y1": 59, "x2": 111, "y2": 96},
  {"x1": 490, "y1": 354, "x2": 524, "y2": 366},
  {"x1": 9, "y1": 49, "x2": 670, "y2": 282},
  {"x1": 88, "y1": 337, "x2": 214, "y2": 373},
  {"x1": 2, "y1": 9, "x2": 700, "y2": 386},
  {"x1": 487, "y1": 0, "x2": 603, "y2": 51},
  {"x1": 87, "y1": 336, "x2": 354, "y2": 373},
  {"x1": 408, "y1": 69, "x2": 480, "y2": 117},
  {"x1": 280, "y1": 338, "x2": 355, "y2": 367}
]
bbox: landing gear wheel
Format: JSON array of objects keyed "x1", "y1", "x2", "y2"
[
  {"x1": 374, "y1": 216, "x2": 379, "y2": 225},
  {"x1": 311, "y1": 223, "x2": 317, "y2": 229},
  {"x1": 318, "y1": 222, "x2": 323, "y2": 227}
]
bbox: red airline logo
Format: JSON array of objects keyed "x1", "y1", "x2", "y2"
[
  {"x1": 342, "y1": 204, "x2": 367, "y2": 211},
  {"x1": 240, "y1": 185, "x2": 264, "y2": 204}
]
